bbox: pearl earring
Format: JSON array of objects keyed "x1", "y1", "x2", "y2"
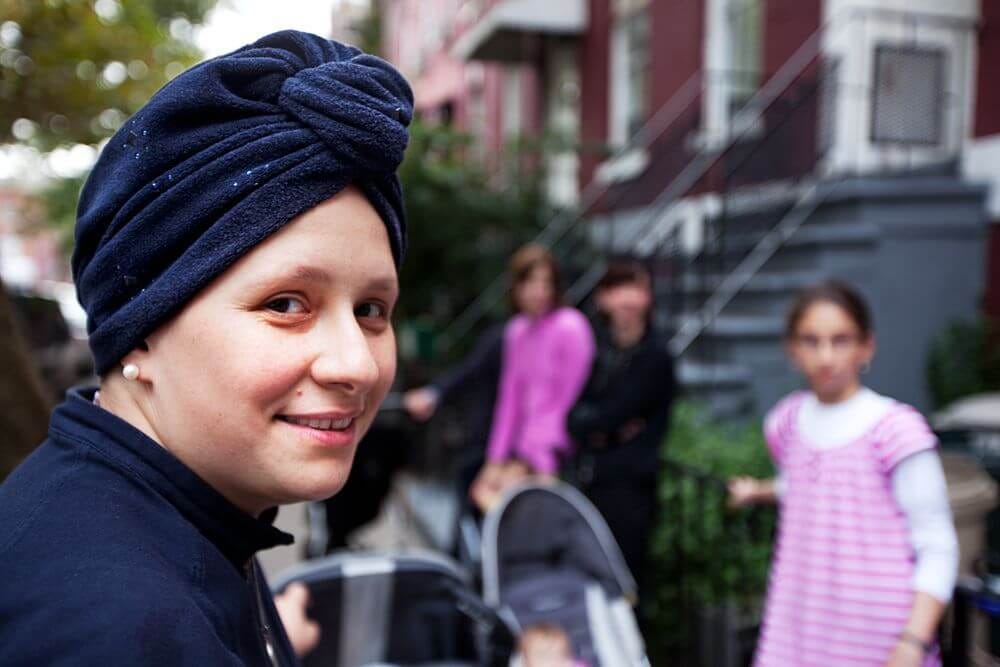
[{"x1": 122, "y1": 364, "x2": 140, "y2": 381}]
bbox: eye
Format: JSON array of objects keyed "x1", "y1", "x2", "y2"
[
  {"x1": 796, "y1": 335, "x2": 820, "y2": 348},
  {"x1": 356, "y1": 301, "x2": 388, "y2": 320},
  {"x1": 264, "y1": 296, "x2": 307, "y2": 315}
]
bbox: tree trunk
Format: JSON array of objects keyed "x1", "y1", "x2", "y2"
[{"x1": 0, "y1": 277, "x2": 52, "y2": 480}]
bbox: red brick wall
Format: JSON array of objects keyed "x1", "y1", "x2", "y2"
[
  {"x1": 975, "y1": 0, "x2": 1000, "y2": 138},
  {"x1": 578, "y1": 0, "x2": 613, "y2": 188},
  {"x1": 763, "y1": 0, "x2": 820, "y2": 78}
]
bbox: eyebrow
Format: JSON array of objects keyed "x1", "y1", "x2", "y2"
[
  {"x1": 255, "y1": 266, "x2": 398, "y2": 292},
  {"x1": 365, "y1": 277, "x2": 399, "y2": 293},
  {"x1": 290, "y1": 266, "x2": 333, "y2": 284}
]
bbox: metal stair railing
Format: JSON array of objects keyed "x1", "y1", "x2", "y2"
[
  {"x1": 437, "y1": 71, "x2": 703, "y2": 352},
  {"x1": 661, "y1": 6, "x2": 976, "y2": 358},
  {"x1": 440, "y1": 6, "x2": 975, "y2": 354},
  {"x1": 561, "y1": 6, "x2": 843, "y2": 306},
  {"x1": 668, "y1": 181, "x2": 823, "y2": 357}
]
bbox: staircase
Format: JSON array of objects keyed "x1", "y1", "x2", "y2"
[
  {"x1": 439, "y1": 7, "x2": 983, "y2": 417},
  {"x1": 667, "y1": 182, "x2": 881, "y2": 417}
]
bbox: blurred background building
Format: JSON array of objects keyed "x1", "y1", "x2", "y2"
[
  {"x1": 380, "y1": 0, "x2": 1000, "y2": 415},
  {"x1": 2, "y1": 1, "x2": 999, "y2": 662}
]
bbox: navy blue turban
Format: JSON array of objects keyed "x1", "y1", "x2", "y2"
[{"x1": 72, "y1": 30, "x2": 413, "y2": 375}]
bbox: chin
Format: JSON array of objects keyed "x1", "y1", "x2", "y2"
[{"x1": 286, "y1": 471, "x2": 351, "y2": 504}]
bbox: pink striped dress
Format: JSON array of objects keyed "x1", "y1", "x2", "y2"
[{"x1": 754, "y1": 392, "x2": 940, "y2": 666}]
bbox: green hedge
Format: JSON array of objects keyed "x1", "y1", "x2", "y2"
[
  {"x1": 644, "y1": 402, "x2": 777, "y2": 660},
  {"x1": 926, "y1": 316, "x2": 1000, "y2": 410}
]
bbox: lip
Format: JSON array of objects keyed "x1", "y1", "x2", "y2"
[
  {"x1": 279, "y1": 418, "x2": 358, "y2": 448},
  {"x1": 279, "y1": 409, "x2": 362, "y2": 421}
]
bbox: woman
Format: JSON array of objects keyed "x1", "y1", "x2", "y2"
[
  {"x1": 0, "y1": 31, "x2": 412, "y2": 665},
  {"x1": 567, "y1": 259, "x2": 676, "y2": 594},
  {"x1": 469, "y1": 244, "x2": 595, "y2": 511}
]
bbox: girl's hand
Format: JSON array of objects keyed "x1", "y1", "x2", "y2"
[
  {"x1": 727, "y1": 476, "x2": 761, "y2": 508},
  {"x1": 884, "y1": 639, "x2": 925, "y2": 667}
]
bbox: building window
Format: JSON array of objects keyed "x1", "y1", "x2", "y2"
[
  {"x1": 871, "y1": 45, "x2": 945, "y2": 146},
  {"x1": 703, "y1": 0, "x2": 763, "y2": 143},
  {"x1": 726, "y1": 0, "x2": 762, "y2": 112},
  {"x1": 609, "y1": 0, "x2": 650, "y2": 146},
  {"x1": 502, "y1": 66, "x2": 523, "y2": 140}
]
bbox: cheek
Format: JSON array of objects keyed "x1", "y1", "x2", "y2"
[
  {"x1": 188, "y1": 327, "x2": 306, "y2": 409},
  {"x1": 373, "y1": 333, "x2": 397, "y2": 397}
]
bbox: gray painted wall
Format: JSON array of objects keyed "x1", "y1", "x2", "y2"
[{"x1": 656, "y1": 173, "x2": 988, "y2": 417}]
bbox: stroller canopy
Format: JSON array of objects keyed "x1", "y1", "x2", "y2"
[
  {"x1": 271, "y1": 551, "x2": 514, "y2": 667},
  {"x1": 481, "y1": 482, "x2": 647, "y2": 667},
  {"x1": 482, "y1": 482, "x2": 636, "y2": 607}
]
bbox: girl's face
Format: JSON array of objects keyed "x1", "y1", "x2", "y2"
[
  {"x1": 515, "y1": 264, "x2": 555, "y2": 317},
  {"x1": 787, "y1": 300, "x2": 874, "y2": 404},
  {"x1": 131, "y1": 187, "x2": 398, "y2": 515}
]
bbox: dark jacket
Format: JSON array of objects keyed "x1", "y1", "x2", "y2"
[
  {"x1": 567, "y1": 325, "x2": 676, "y2": 487},
  {"x1": 0, "y1": 388, "x2": 298, "y2": 666},
  {"x1": 431, "y1": 321, "x2": 504, "y2": 450}
]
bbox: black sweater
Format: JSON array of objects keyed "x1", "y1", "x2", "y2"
[
  {"x1": 0, "y1": 388, "x2": 298, "y2": 665},
  {"x1": 567, "y1": 325, "x2": 677, "y2": 486}
]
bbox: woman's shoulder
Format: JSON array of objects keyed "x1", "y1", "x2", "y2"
[
  {"x1": 0, "y1": 558, "x2": 240, "y2": 665},
  {"x1": 548, "y1": 306, "x2": 592, "y2": 334},
  {"x1": 504, "y1": 314, "x2": 532, "y2": 340},
  {"x1": 0, "y1": 433, "x2": 208, "y2": 578}
]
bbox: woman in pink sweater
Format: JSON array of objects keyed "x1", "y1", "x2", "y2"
[{"x1": 469, "y1": 244, "x2": 595, "y2": 510}]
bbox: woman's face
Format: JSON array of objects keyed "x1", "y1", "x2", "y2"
[
  {"x1": 515, "y1": 264, "x2": 555, "y2": 317},
  {"x1": 787, "y1": 301, "x2": 874, "y2": 403},
  {"x1": 596, "y1": 277, "x2": 652, "y2": 333},
  {"x1": 136, "y1": 187, "x2": 398, "y2": 515}
]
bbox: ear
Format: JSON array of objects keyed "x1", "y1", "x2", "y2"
[
  {"x1": 119, "y1": 340, "x2": 153, "y2": 384},
  {"x1": 861, "y1": 333, "x2": 877, "y2": 365}
]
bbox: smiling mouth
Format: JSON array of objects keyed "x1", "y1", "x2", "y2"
[{"x1": 277, "y1": 415, "x2": 355, "y2": 431}]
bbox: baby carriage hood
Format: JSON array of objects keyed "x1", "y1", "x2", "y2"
[
  {"x1": 481, "y1": 482, "x2": 647, "y2": 667},
  {"x1": 271, "y1": 551, "x2": 515, "y2": 667}
]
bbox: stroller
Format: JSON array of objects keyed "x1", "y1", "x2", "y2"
[
  {"x1": 271, "y1": 551, "x2": 515, "y2": 667},
  {"x1": 481, "y1": 482, "x2": 649, "y2": 667}
]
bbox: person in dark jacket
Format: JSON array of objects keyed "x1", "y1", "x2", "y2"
[
  {"x1": 0, "y1": 31, "x2": 413, "y2": 666},
  {"x1": 567, "y1": 259, "x2": 676, "y2": 594},
  {"x1": 403, "y1": 322, "x2": 504, "y2": 486},
  {"x1": 403, "y1": 321, "x2": 504, "y2": 443}
]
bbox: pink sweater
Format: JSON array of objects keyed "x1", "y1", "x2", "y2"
[{"x1": 486, "y1": 307, "x2": 595, "y2": 474}]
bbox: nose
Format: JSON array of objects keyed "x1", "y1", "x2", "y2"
[
  {"x1": 816, "y1": 340, "x2": 836, "y2": 365},
  {"x1": 309, "y1": 313, "x2": 380, "y2": 395}
]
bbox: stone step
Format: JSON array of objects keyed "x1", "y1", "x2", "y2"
[
  {"x1": 712, "y1": 220, "x2": 880, "y2": 259},
  {"x1": 672, "y1": 314, "x2": 784, "y2": 339},
  {"x1": 677, "y1": 359, "x2": 753, "y2": 388},
  {"x1": 669, "y1": 269, "x2": 824, "y2": 297}
]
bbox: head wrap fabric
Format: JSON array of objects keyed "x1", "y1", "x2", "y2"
[{"x1": 72, "y1": 30, "x2": 413, "y2": 375}]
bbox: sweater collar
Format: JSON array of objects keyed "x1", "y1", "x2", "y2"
[{"x1": 50, "y1": 388, "x2": 293, "y2": 568}]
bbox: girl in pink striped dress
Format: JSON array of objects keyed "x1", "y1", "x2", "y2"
[{"x1": 729, "y1": 281, "x2": 958, "y2": 667}]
